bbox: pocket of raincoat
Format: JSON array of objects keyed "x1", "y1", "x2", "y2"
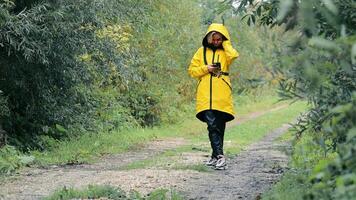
[
  {"x1": 221, "y1": 78, "x2": 232, "y2": 91},
  {"x1": 196, "y1": 79, "x2": 201, "y2": 92}
]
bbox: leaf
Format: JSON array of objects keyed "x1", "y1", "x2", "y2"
[
  {"x1": 321, "y1": 0, "x2": 338, "y2": 15},
  {"x1": 55, "y1": 124, "x2": 67, "y2": 133},
  {"x1": 346, "y1": 128, "x2": 356, "y2": 141},
  {"x1": 256, "y1": 5, "x2": 261, "y2": 16},
  {"x1": 251, "y1": 14, "x2": 256, "y2": 24},
  {"x1": 247, "y1": 16, "x2": 251, "y2": 26},
  {"x1": 42, "y1": 126, "x2": 49, "y2": 133},
  {"x1": 276, "y1": 0, "x2": 293, "y2": 22},
  {"x1": 308, "y1": 37, "x2": 341, "y2": 52}
]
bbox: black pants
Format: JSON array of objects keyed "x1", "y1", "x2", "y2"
[{"x1": 203, "y1": 110, "x2": 226, "y2": 158}]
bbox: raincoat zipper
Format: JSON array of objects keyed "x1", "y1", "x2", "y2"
[{"x1": 210, "y1": 50, "x2": 216, "y2": 109}]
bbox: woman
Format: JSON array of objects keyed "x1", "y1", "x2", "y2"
[{"x1": 188, "y1": 23, "x2": 239, "y2": 170}]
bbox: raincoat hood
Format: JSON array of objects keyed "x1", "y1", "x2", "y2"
[{"x1": 202, "y1": 23, "x2": 231, "y2": 47}]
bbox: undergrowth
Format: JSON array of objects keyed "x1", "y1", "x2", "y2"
[{"x1": 44, "y1": 185, "x2": 183, "y2": 200}]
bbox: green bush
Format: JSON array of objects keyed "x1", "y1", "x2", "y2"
[
  {"x1": 228, "y1": 18, "x2": 292, "y2": 96},
  {"x1": 0, "y1": 0, "x2": 203, "y2": 150},
  {"x1": 228, "y1": 0, "x2": 356, "y2": 199},
  {"x1": 306, "y1": 94, "x2": 356, "y2": 200},
  {"x1": 1, "y1": 0, "x2": 137, "y2": 149}
]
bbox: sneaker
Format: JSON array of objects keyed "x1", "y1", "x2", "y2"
[
  {"x1": 214, "y1": 155, "x2": 227, "y2": 170},
  {"x1": 205, "y1": 157, "x2": 217, "y2": 166}
]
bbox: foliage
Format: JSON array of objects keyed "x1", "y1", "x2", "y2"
[
  {"x1": 0, "y1": 0, "x2": 135, "y2": 150},
  {"x1": 306, "y1": 94, "x2": 356, "y2": 199},
  {"x1": 130, "y1": 0, "x2": 202, "y2": 124},
  {"x1": 0, "y1": 91, "x2": 9, "y2": 121},
  {"x1": 262, "y1": 170, "x2": 311, "y2": 200},
  {"x1": 0, "y1": 145, "x2": 34, "y2": 175},
  {"x1": 198, "y1": 0, "x2": 230, "y2": 25},
  {"x1": 223, "y1": 0, "x2": 356, "y2": 199},
  {"x1": 0, "y1": 0, "x2": 202, "y2": 150},
  {"x1": 45, "y1": 185, "x2": 133, "y2": 200},
  {"x1": 225, "y1": 17, "x2": 295, "y2": 95}
]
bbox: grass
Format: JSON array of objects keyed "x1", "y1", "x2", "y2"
[
  {"x1": 235, "y1": 94, "x2": 283, "y2": 116},
  {"x1": 261, "y1": 133, "x2": 336, "y2": 200},
  {"x1": 274, "y1": 129, "x2": 294, "y2": 143},
  {"x1": 44, "y1": 185, "x2": 183, "y2": 200},
  {"x1": 261, "y1": 169, "x2": 312, "y2": 200}
]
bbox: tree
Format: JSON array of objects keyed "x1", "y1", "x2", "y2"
[{"x1": 223, "y1": 0, "x2": 356, "y2": 198}]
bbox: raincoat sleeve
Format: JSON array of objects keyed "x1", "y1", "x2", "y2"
[
  {"x1": 188, "y1": 48, "x2": 209, "y2": 78},
  {"x1": 223, "y1": 40, "x2": 239, "y2": 66}
]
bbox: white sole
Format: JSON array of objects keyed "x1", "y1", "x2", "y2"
[{"x1": 214, "y1": 165, "x2": 227, "y2": 170}]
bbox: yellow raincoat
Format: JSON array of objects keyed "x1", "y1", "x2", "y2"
[{"x1": 188, "y1": 23, "x2": 239, "y2": 122}]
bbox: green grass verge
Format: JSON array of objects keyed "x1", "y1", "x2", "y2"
[
  {"x1": 274, "y1": 129, "x2": 294, "y2": 143},
  {"x1": 261, "y1": 133, "x2": 337, "y2": 200},
  {"x1": 261, "y1": 169, "x2": 312, "y2": 200},
  {"x1": 44, "y1": 185, "x2": 183, "y2": 200},
  {"x1": 235, "y1": 94, "x2": 283, "y2": 116}
]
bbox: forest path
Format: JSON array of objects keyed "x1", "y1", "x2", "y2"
[{"x1": 0, "y1": 104, "x2": 290, "y2": 200}]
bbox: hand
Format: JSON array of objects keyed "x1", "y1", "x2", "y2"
[
  {"x1": 222, "y1": 40, "x2": 232, "y2": 47},
  {"x1": 207, "y1": 64, "x2": 218, "y2": 73}
]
